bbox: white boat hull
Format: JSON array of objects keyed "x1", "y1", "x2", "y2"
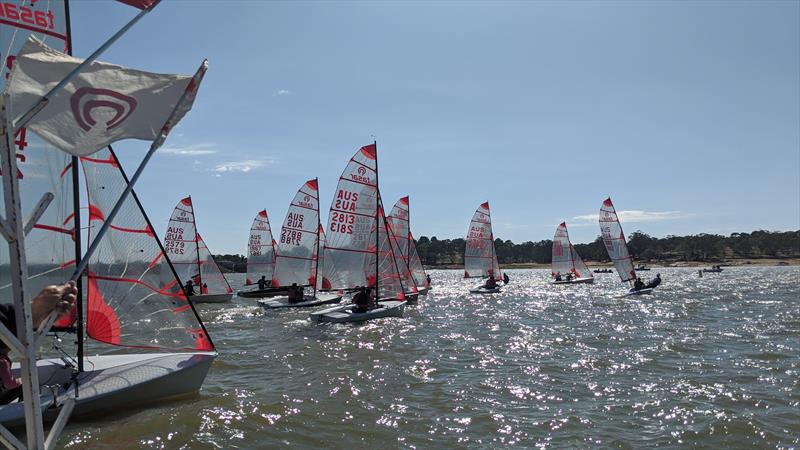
[
  {"x1": 552, "y1": 277, "x2": 594, "y2": 285},
  {"x1": 0, "y1": 352, "x2": 216, "y2": 428},
  {"x1": 470, "y1": 286, "x2": 502, "y2": 294},
  {"x1": 627, "y1": 287, "x2": 654, "y2": 296},
  {"x1": 191, "y1": 293, "x2": 232, "y2": 304},
  {"x1": 309, "y1": 300, "x2": 406, "y2": 323},
  {"x1": 259, "y1": 293, "x2": 343, "y2": 309}
]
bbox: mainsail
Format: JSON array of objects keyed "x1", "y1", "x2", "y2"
[
  {"x1": 245, "y1": 210, "x2": 275, "y2": 285},
  {"x1": 375, "y1": 198, "x2": 406, "y2": 300},
  {"x1": 552, "y1": 222, "x2": 592, "y2": 279},
  {"x1": 77, "y1": 148, "x2": 212, "y2": 350},
  {"x1": 388, "y1": 196, "x2": 427, "y2": 291},
  {"x1": 323, "y1": 143, "x2": 404, "y2": 299},
  {"x1": 323, "y1": 144, "x2": 379, "y2": 289},
  {"x1": 272, "y1": 179, "x2": 320, "y2": 288},
  {"x1": 164, "y1": 197, "x2": 232, "y2": 295},
  {"x1": 464, "y1": 202, "x2": 502, "y2": 280},
  {"x1": 599, "y1": 197, "x2": 636, "y2": 282},
  {"x1": 0, "y1": 0, "x2": 76, "y2": 306}
]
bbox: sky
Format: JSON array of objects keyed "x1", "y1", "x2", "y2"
[{"x1": 63, "y1": 1, "x2": 800, "y2": 254}]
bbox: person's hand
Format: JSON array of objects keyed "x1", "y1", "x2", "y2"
[{"x1": 31, "y1": 281, "x2": 78, "y2": 327}]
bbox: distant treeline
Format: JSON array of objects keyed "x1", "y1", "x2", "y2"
[
  {"x1": 214, "y1": 230, "x2": 799, "y2": 271},
  {"x1": 414, "y1": 230, "x2": 800, "y2": 265}
]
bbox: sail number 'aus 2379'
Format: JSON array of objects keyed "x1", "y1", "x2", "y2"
[{"x1": 165, "y1": 227, "x2": 186, "y2": 255}]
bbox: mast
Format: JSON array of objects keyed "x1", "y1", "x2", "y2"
[
  {"x1": 488, "y1": 202, "x2": 497, "y2": 279},
  {"x1": 374, "y1": 140, "x2": 379, "y2": 299},
  {"x1": 64, "y1": 0, "x2": 85, "y2": 374},
  {"x1": 189, "y1": 195, "x2": 203, "y2": 289},
  {"x1": 313, "y1": 177, "x2": 320, "y2": 298}
]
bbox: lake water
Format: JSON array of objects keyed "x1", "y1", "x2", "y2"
[{"x1": 59, "y1": 267, "x2": 799, "y2": 449}]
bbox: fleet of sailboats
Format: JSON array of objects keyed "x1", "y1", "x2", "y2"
[{"x1": 0, "y1": 1, "x2": 674, "y2": 444}]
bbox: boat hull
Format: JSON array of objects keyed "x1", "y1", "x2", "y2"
[
  {"x1": 702, "y1": 269, "x2": 723, "y2": 273},
  {"x1": 552, "y1": 277, "x2": 594, "y2": 285},
  {"x1": 470, "y1": 286, "x2": 502, "y2": 294},
  {"x1": 237, "y1": 287, "x2": 290, "y2": 298},
  {"x1": 1, "y1": 352, "x2": 216, "y2": 428},
  {"x1": 309, "y1": 300, "x2": 406, "y2": 323},
  {"x1": 191, "y1": 293, "x2": 232, "y2": 304},
  {"x1": 259, "y1": 293, "x2": 343, "y2": 309},
  {"x1": 627, "y1": 287, "x2": 654, "y2": 296},
  {"x1": 417, "y1": 287, "x2": 431, "y2": 296}
]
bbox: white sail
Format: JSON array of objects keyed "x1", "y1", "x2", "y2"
[
  {"x1": 273, "y1": 179, "x2": 320, "y2": 288},
  {"x1": 599, "y1": 197, "x2": 636, "y2": 282},
  {"x1": 246, "y1": 210, "x2": 275, "y2": 285},
  {"x1": 464, "y1": 202, "x2": 502, "y2": 280},
  {"x1": 164, "y1": 197, "x2": 231, "y2": 295},
  {"x1": 323, "y1": 144, "x2": 379, "y2": 289},
  {"x1": 552, "y1": 222, "x2": 592, "y2": 279}
]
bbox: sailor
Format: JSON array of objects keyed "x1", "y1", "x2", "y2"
[
  {"x1": 288, "y1": 283, "x2": 303, "y2": 304},
  {"x1": 184, "y1": 279, "x2": 196, "y2": 296},
  {"x1": 633, "y1": 277, "x2": 645, "y2": 291},
  {"x1": 257, "y1": 275, "x2": 268, "y2": 290},
  {"x1": 484, "y1": 276, "x2": 498, "y2": 289},
  {"x1": 555, "y1": 272, "x2": 562, "y2": 282},
  {"x1": 503, "y1": 273, "x2": 510, "y2": 284},
  {"x1": 699, "y1": 270, "x2": 703, "y2": 278},
  {"x1": 645, "y1": 273, "x2": 662, "y2": 289},
  {"x1": 0, "y1": 282, "x2": 77, "y2": 404},
  {"x1": 566, "y1": 273, "x2": 573, "y2": 282},
  {"x1": 426, "y1": 274, "x2": 431, "y2": 286},
  {"x1": 352, "y1": 286, "x2": 371, "y2": 313}
]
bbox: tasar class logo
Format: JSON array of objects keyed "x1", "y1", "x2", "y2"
[
  {"x1": 357, "y1": 166, "x2": 366, "y2": 176},
  {"x1": 70, "y1": 87, "x2": 137, "y2": 132}
]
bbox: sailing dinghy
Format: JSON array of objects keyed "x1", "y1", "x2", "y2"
[
  {"x1": 599, "y1": 197, "x2": 655, "y2": 296},
  {"x1": 310, "y1": 143, "x2": 407, "y2": 323},
  {"x1": 464, "y1": 202, "x2": 503, "y2": 294},
  {"x1": 259, "y1": 179, "x2": 342, "y2": 309},
  {"x1": 165, "y1": 197, "x2": 234, "y2": 303},
  {"x1": 388, "y1": 196, "x2": 431, "y2": 299},
  {"x1": 1, "y1": 148, "x2": 216, "y2": 428},
  {"x1": 238, "y1": 210, "x2": 283, "y2": 298},
  {"x1": 551, "y1": 222, "x2": 594, "y2": 284}
]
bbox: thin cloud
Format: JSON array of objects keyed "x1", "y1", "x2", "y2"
[
  {"x1": 214, "y1": 159, "x2": 271, "y2": 173},
  {"x1": 273, "y1": 89, "x2": 291, "y2": 96},
  {"x1": 572, "y1": 210, "x2": 689, "y2": 223},
  {"x1": 161, "y1": 144, "x2": 217, "y2": 156}
]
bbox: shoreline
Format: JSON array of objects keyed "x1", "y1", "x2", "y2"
[{"x1": 424, "y1": 258, "x2": 800, "y2": 270}]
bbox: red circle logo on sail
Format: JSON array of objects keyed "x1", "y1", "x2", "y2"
[
  {"x1": 357, "y1": 166, "x2": 367, "y2": 176},
  {"x1": 70, "y1": 87, "x2": 138, "y2": 132}
]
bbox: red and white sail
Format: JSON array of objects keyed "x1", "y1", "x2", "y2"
[
  {"x1": 73, "y1": 149, "x2": 212, "y2": 350},
  {"x1": 312, "y1": 224, "x2": 332, "y2": 291},
  {"x1": 552, "y1": 222, "x2": 592, "y2": 280},
  {"x1": 323, "y1": 144, "x2": 379, "y2": 289},
  {"x1": 164, "y1": 197, "x2": 231, "y2": 295},
  {"x1": 272, "y1": 179, "x2": 320, "y2": 288},
  {"x1": 323, "y1": 143, "x2": 404, "y2": 299},
  {"x1": 388, "y1": 196, "x2": 428, "y2": 290},
  {"x1": 599, "y1": 197, "x2": 636, "y2": 282},
  {"x1": 0, "y1": 0, "x2": 76, "y2": 306},
  {"x1": 374, "y1": 200, "x2": 406, "y2": 300},
  {"x1": 464, "y1": 202, "x2": 502, "y2": 280},
  {"x1": 245, "y1": 210, "x2": 275, "y2": 285},
  {"x1": 408, "y1": 231, "x2": 429, "y2": 289},
  {"x1": 197, "y1": 233, "x2": 232, "y2": 295}
]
